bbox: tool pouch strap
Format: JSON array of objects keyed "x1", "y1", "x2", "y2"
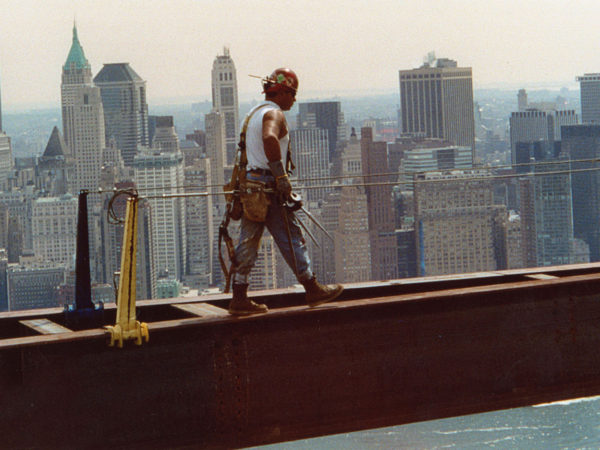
[
  {"x1": 218, "y1": 209, "x2": 237, "y2": 293},
  {"x1": 240, "y1": 179, "x2": 271, "y2": 222}
]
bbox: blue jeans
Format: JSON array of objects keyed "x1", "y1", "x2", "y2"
[{"x1": 233, "y1": 172, "x2": 313, "y2": 285}]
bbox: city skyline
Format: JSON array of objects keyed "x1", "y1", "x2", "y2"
[{"x1": 1, "y1": 0, "x2": 599, "y2": 108}]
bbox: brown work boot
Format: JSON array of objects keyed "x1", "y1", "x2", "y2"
[
  {"x1": 301, "y1": 277, "x2": 344, "y2": 307},
  {"x1": 228, "y1": 283, "x2": 268, "y2": 316}
]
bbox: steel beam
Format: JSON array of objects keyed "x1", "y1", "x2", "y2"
[{"x1": 2, "y1": 268, "x2": 600, "y2": 448}]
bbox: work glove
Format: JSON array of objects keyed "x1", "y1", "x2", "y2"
[{"x1": 268, "y1": 160, "x2": 292, "y2": 204}]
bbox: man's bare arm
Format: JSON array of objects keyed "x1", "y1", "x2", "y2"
[{"x1": 262, "y1": 109, "x2": 287, "y2": 162}]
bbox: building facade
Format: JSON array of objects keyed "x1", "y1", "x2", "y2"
[
  {"x1": 361, "y1": 128, "x2": 398, "y2": 281},
  {"x1": 577, "y1": 73, "x2": 600, "y2": 124},
  {"x1": 290, "y1": 128, "x2": 330, "y2": 202},
  {"x1": 94, "y1": 63, "x2": 149, "y2": 166},
  {"x1": 399, "y1": 58, "x2": 475, "y2": 160},
  {"x1": 211, "y1": 47, "x2": 239, "y2": 167},
  {"x1": 31, "y1": 195, "x2": 78, "y2": 267},
  {"x1": 414, "y1": 170, "x2": 507, "y2": 276},
  {"x1": 297, "y1": 101, "x2": 346, "y2": 162}
]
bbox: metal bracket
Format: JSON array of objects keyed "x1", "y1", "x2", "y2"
[{"x1": 105, "y1": 193, "x2": 149, "y2": 348}]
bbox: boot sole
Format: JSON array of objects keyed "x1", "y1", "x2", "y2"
[
  {"x1": 228, "y1": 307, "x2": 269, "y2": 316},
  {"x1": 308, "y1": 285, "x2": 344, "y2": 307}
]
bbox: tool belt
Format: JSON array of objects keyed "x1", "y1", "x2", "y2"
[{"x1": 240, "y1": 179, "x2": 271, "y2": 222}]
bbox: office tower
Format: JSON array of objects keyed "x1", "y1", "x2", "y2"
[
  {"x1": 328, "y1": 129, "x2": 371, "y2": 283},
  {"x1": 506, "y1": 212, "x2": 524, "y2": 269},
  {"x1": 561, "y1": 124, "x2": 600, "y2": 261},
  {"x1": 205, "y1": 110, "x2": 228, "y2": 287},
  {"x1": 134, "y1": 149, "x2": 186, "y2": 280},
  {"x1": 31, "y1": 194, "x2": 78, "y2": 266},
  {"x1": 38, "y1": 127, "x2": 71, "y2": 196},
  {"x1": 183, "y1": 158, "x2": 213, "y2": 290},
  {"x1": 577, "y1": 73, "x2": 600, "y2": 124},
  {"x1": 0, "y1": 132, "x2": 13, "y2": 191},
  {"x1": 151, "y1": 116, "x2": 179, "y2": 153},
  {"x1": 94, "y1": 63, "x2": 149, "y2": 166},
  {"x1": 211, "y1": 47, "x2": 239, "y2": 166},
  {"x1": 61, "y1": 24, "x2": 105, "y2": 193},
  {"x1": 290, "y1": 128, "x2": 330, "y2": 202},
  {"x1": 518, "y1": 89, "x2": 528, "y2": 111},
  {"x1": 509, "y1": 109, "x2": 577, "y2": 168},
  {"x1": 297, "y1": 101, "x2": 346, "y2": 161},
  {"x1": 414, "y1": 170, "x2": 507, "y2": 276},
  {"x1": 334, "y1": 186, "x2": 371, "y2": 283},
  {"x1": 0, "y1": 249, "x2": 7, "y2": 311},
  {"x1": 519, "y1": 159, "x2": 579, "y2": 267},
  {"x1": 0, "y1": 190, "x2": 33, "y2": 255},
  {"x1": 402, "y1": 144, "x2": 472, "y2": 190},
  {"x1": 0, "y1": 64, "x2": 3, "y2": 132},
  {"x1": 361, "y1": 128, "x2": 398, "y2": 281},
  {"x1": 399, "y1": 57, "x2": 475, "y2": 160},
  {"x1": 7, "y1": 260, "x2": 66, "y2": 311}
]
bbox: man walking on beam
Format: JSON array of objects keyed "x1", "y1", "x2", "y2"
[{"x1": 228, "y1": 68, "x2": 343, "y2": 315}]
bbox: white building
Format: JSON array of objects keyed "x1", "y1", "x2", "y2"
[
  {"x1": 211, "y1": 47, "x2": 240, "y2": 167},
  {"x1": 61, "y1": 24, "x2": 105, "y2": 194},
  {"x1": 32, "y1": 195, "x2": 78, "y2": 267},
  {"x1": 134, "y1": 149, "x2": 186, "y2": 280}
]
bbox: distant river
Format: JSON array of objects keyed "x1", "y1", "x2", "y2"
[{"x1": 257, "y1": 395, "x2": 600, "y2": 449}]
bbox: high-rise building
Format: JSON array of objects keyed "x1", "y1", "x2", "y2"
[
  {"x1": 519, "y1": 159, "x2": 580, "y2": 267},
  {"x1": 399, "y1": 57, "x2": 475, "y2": 160},
  {"x1": 38, "y1": 127, "x2": 71, "y2": 196},
  {"x1": 7, "y1": 259, "x2": 66, "y2": 311},
  {"x1": 414, "y1": 170, "x2": 507, "y2": 276},
  {"x1": 61, "y1": 24, "x2": 105, "y2": 194},
  {"x1": 31, "y1": 194, "x2": 78, "y2": 266},
  {"x1": 204, "y1": 110, "x2": 228, "y2": 287},
  {"x1": 211, "y1": 47, "x2": 239, "y2": 167},
  {"x1": 297, "y1": 101, "x2": 346, "y2": 161},
  {"x1": 561, "y1": 124, "x2": 600, "y2": 261},
  {"x1": 361, "y1": 128, "x2": 398, "y2": 281},
  {"x1": 183, "y1": 158, "x2": 213, "y2": 290},
  {"x1": 290, "y1": 128, "x2": 330, "y2": 202},
  {"x1": 509, "y1": 109, "x2": 577, "y2": 168},
  {"x1": 402, "y1": 144, "x2": 472, "y2": 190},
  {"x1": 133, "y1": 149, "x2": 186, "y2": 280},
  {"x1": 94, "y1": 63, "x2": 149, "y2": 166},
  {"x1": 518, "y1": 89, "x2": 528, "y2": 111},
  {"x1": 576, "y1": 73, "x2": 600, "y2": 124}
]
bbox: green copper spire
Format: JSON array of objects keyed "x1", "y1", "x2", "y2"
[{"x1": 63, "y1": 23, "x2": 90, "y2": 71}]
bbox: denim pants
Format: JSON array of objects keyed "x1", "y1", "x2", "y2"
[{"x1": 233, "y1": 172, "x2": 313, "y2": 285}]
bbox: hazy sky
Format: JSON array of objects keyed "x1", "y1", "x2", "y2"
[{"x1": 0, "y1": 0, "x2": 598, "y2": 108}]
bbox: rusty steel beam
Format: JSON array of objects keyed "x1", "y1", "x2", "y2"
[{"x1": 2, "y1": 267, "x2": 600, "y2": 448}]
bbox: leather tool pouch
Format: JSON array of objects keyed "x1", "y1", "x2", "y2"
[{"x1": 240, "y1": 179, "x2": 270, "y2": 222}]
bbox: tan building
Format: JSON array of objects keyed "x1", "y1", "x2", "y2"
[
  {"x1": 399, "y1": 57, "x2": 475, "y2": 160},
  {"x1": 414, "y1": 170, "x2": 507, "y2": 276}
]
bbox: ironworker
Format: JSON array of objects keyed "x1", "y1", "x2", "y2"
[{"x1": 228, "y1": 68, "x2": 343, "y2": 315}]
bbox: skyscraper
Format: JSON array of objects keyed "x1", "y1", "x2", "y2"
[
  {"x1": 133, "y1": 148, "x2": 186, "y2": 280},
  {"x1": 61, "y1": 24, "x2": 106, "y2": 194},
  {"x1": 519, "y1": 160, "x2": 580, "y2": 267},
  {"x1": 414, "y1": 170, "x2": 507, "y2": 276},
  {"x1": 211, "y1": 47, "x2": 239, "y2": 167},
  {"x1": 290, "y1": 128, "x2": 330, "y2": 202},
  {"x1": 361, "y1": 128, "x2": 398, "y2": 281},
  {"x1": 399, "y1": 57, "x2": 475, "y2": 160},
  {"x1": 561, "y1": 124, "x2": 600, "y2": 261},
  {"x1": 297, "y1": 101, "x2": 345, "y2": 161},
  {"x1": 509, "y1": 109, "x2": 577, "y2": 168},
  {"x1": 577, "y1": 73, "x2": 600, "y2": 124},
  {"x1": 94, "y1": 63, "x2": 149, "y2": 166}
]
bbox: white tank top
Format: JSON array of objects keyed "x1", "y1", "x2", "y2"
[{"x1": 244, "y1": 101, "x2": 290, "y2": 170}]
